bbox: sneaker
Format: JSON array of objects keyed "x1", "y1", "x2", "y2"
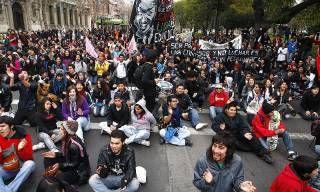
[
  {"x1": 51, "y1": 148, "x2": 60, "y2": 153},
  {"x1": 288, "y1": 151, "x2": 298, "y2": 161},
  {"x1": 284, "y1": 114, "x2": 290, "y2": 119},
  {"x1": 262, "y1": 154, "x2": 273, "y2": 164},
  {"x1": 195, "y1": 123, "x2": 208, "y2": 130},
  {"x1": 185, "y1": 138, "x2": 193, "y2": 147},
  {"x1": 140, "y1": 140, "x2": 151, "y2": 147},
  {"x1": 32, "y1": 142, "x2": 45, "y2": 151}
]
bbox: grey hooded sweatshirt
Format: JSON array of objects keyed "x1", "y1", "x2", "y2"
[
  {"x1": 131, "y1": 99, "x2": 156, "y2": 131},
  {"x1": 193, "y1": 152, "x2": 244, "y2": 192}
]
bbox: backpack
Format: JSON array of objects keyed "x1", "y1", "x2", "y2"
[
  {"x1": 133, "y1": 63, "x2": 146, "y2": 89},
  {"x1": 311, "y1": 120, "x2": 320, "y2": 137}
]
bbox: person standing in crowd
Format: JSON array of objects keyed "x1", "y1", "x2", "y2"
[
  {"x1": 208, "y1": 84, "x2": 230, "y2": 120},
  {"x1": 0, "y1": 75, "x2": 12, "y2": 116},
  {"x1": 159, "y1": 95, "x2": 192, "y2": 146},
  {"x1": 251, "y1": 101, "x2": 298, "y2": 161},
  {"x1": 141, "y1": 48, "x2": 158, "y2": 112},
  {"x1": 119, "y1": 99, "x2": 156, "y2": 146},
  {"x1": 7, "y1": 69, "x2": 38, "y2": 126},
  {"x1": 89, "y1": 130, "x2": 140, "y2": 192},
  {"x1": 112, "y1": 54, "x2": 131, "y2": 84},
  {"x1": 61, "y1": 86, "x2": 90, "y2": 142},
  {"x1": 300, "y1": 84, "x2": 320, "y2": 121},
  {"x1": 41, "y1": 120, "x2": 91, "y2": 187},
  {"x1": 212, "y1": 101, "x2": 273, "y2": 164},
  {"x1": 193, "y1": 132, "x2": 256, "y2": 192},
  {"x1": 0, "y1": 116, "x2": 35, "y2": 192},
  {"x1": 270, "y1": 155, "x2": 318, "y2": 192}
]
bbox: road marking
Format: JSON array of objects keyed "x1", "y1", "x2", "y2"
[{"x1": 90, "y1": 122, "x2": 314, "y2": 140}]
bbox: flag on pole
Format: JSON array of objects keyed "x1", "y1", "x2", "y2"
[
  {"x1": 127, "y1": 36, "x2": 138, "y2": 55},
  {"x1": 85, "y1": 37, "x2": 98, "y2": 59}
]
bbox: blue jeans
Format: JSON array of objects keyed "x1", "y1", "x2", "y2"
[
  {"x1": 119, "y1": 125, "x2": 150, "y2": 144},
  {"x1": 209, "y1": 106, "x2": 223, "y2": 120},
  {"x1": 93, "y1": 105, "x2": 107, "y2": 117},
  {"x1": 89, "y1": 75, "x2": 98, "y2": 84},
  {"x1": 258, "y1": 131, "x2": 294, "y2": 152},
  {"x1": 188, "y1": 108, "x2": 200, "y2": 128},
  {"x1": 89, "y1": 174, "x2": 140, "y2": 192},
  {"x1": 76, "y1": 117, "x2": 90, "y2": 142},
  {"x1": 0, "y1": 160, "x2": 35, "y2": 192},
  {"x1": 315, "y1": 145, "x2": 320, "y2": 156}
]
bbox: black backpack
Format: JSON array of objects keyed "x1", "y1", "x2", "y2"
[
  {"x1": 311, "y1": 120, "x2": 320, "y2": 137},
  {"x1": 133, "y1": 63, "x2": 146, "y2": 89}
]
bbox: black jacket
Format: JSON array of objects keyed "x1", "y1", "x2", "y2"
[
  {"x1": 175, "y1": 93, "x2": 193, "y2": 111},
  {"x1": 106, "y1": 103, "x2": 130, "y2": 128},
  {"x1": 211, "y1": 112, "x2": 251, "y2": 138},
  {"x1": 142, "y1": 63, "x2": 157, "y2": 97},
  {"x1": 0, "y1": 83, "x2": 12, "y2": 111},
  {"x1": 301, "y1": 91, "x2": 320, "y2": 112},
  {"x1": 11, "y1": 81, "x2": 37, "y2": 110},
  {"x1": 57, "y1": 136, "x2": 91, "y2": 185},
  {"x1": 36, "y1": 108, "x2": 63, "y2": 133},
  {"x1": 97, "y1": 145, "x2": 136, "y2": 188}
]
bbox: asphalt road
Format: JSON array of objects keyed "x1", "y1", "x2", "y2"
[{"x1": 8, "y1": 92, "x2": 316, "y2": 192}]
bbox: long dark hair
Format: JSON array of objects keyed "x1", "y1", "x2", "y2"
[
  {"x1": 207, "y1": 132, "x2": 236, "y2": 165},
  {"x1": 64, "y1": 85, "x2": 85, "y2": 108},
  {"x1": 94, "y1": 78, "x2": 109, "y2": 96},
  {"x1": 39, "y1": 97, "x2": 53, "y2": 113}
]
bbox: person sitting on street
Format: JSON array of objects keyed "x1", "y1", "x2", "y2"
[
  {"x1": 208, "y1": 83, "x2": 230, "y2": 120},
  {"x1": 0, "y1": 75, "x2": 12, "y2": 116},
  {"x1": 159, "y1": 95, "x2": 192, "y2": 146},
  {"x1": 270, "y1": 155, "x2": 318, "y2": 192},
  {"x1": 0, "y1": 116, "x2": 35, "y2": 192},
  {"x1": 300, "y1": 84, "x2": 320, "y2": 121},
  {"x1": 110, "y1": 81, "x2": 134, "y2": 108},
  {"x1": 211, "y1": 101, "x2": 273, "y2": 164},
  {"x1": 33, "y1": 97, "x2": 64, "y2": 152},
  {"x1": 99, "y1": 95, "x2": 130, "y2": 135},
  {"x1": 272, "y1": 81, "x2": 296, "y2": 119},
  {"x1": 41, "y1": 120, "x2": 91, "y2": 187},
  {"x1": 89, "y1": 130, "x2": 140, "y2": 192},
  {"x1": 193, "y1": 132, "x2": 257, "y2": 192},
  {"x1": 61, "y1": 85, "x2": 90, "y2": 143},
  {"x1": 7, "y1": 69, "x2": 38, "y2": 126},
  {"x1": 174, "y1": 84, "x2": 208, "y2": 130},
  {"x1": 119, "y1": 99, "x2": 156, "y2": 147},
  {"x1": 92, "y1": 78, "x2": 111, "y2": 117},
  {"x1": 252, "y1": 101, "x2": 298, "y2": 161}
]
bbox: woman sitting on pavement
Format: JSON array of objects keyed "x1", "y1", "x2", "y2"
[
  {"x1": 62, "y1": 85, "x2": 90, "y2": 143},
  {"x1": 41, "y1": 120, "x2": 91, "y2": 187},
  {"x1": 119, "y1": 99, "x2": 156, "y2": 147},
  {"x1": 193, "y1": 132, "x2": 256, "y2": 192},
  {"x1": 33, "y1": 97, "x2": 64, "y2": 152},
  {"x1": 272, "y1": 81, "x2": 296, "y2": 119},
  {"x1": 92, "y1": 78, "x2": 111, "y2": 117}
]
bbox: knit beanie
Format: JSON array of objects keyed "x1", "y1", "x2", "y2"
[
  {"x1": 262, "y1": 101, "x2": 275, "y2": 114},
  {"x1": 62, "y1": 120, "x2": 78, "y2": 135}
]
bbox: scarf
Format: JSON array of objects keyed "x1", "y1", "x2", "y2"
[
  {"x1": 267, "y1": 111, "x2": 281, "y2": 151},
  {"x1": 69, "y1": 96, "x2": 77, "y2": 119}
]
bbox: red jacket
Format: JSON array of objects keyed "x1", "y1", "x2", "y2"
[
  {"x1": 0, "y1": 126, "x2": 33, "y2": 164},
  {"x1": 208, "y1": 90, "x2": 229, "y2": 107},
  {"x1": 270, "y1": 164, "x2": 316, "y2": 192},
  {"x1": 251, "y1": 108, "x2": 286, "y2": 138}
]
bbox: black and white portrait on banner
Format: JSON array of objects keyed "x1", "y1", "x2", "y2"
[{"x1": 130, "y1": 0, "x2": 157, "y2": 44}]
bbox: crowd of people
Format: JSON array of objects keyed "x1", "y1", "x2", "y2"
[{"x1": 0, "y1": 26, "x2": 319, "y2": 192}]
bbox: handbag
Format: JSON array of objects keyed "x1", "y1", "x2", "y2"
[
  {"x1": 164, "y1": 126, "x2": 178, "y2": 142},
  {"x1": 2, "y1": 144, "x2": 21, "y2": 171}
]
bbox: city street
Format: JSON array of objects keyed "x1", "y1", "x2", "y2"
[{"x1": 14, "y1": 93, "x2": 315, "y2": 192}]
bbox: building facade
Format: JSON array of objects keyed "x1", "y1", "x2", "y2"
[{"x1": 0, "y1": 0, "x2": 94, "y2": 32}]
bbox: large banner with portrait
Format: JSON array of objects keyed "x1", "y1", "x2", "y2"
[{"x1": 130, "y1": 0, "x2": 158, "y2": 44}]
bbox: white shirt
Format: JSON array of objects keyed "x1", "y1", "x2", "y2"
[{"x1": 277, "y1": 47, "x2": 288, "y2": 62}]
